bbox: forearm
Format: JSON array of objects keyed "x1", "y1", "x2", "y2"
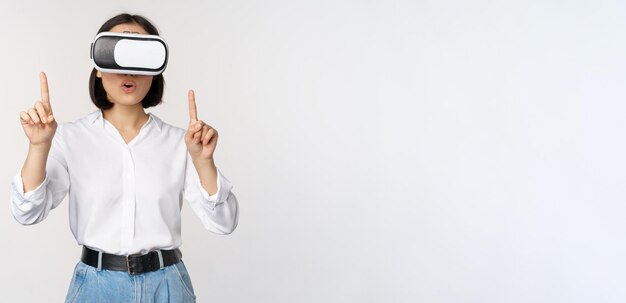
[
  {"x1": 21, "y1": 143, "x2": 51, "y2": 193},
  {"x1": 192, "y1": 157, "x2": 218, "y2": 195}
]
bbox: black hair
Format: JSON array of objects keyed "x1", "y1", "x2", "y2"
[{"x1": 88, "y1": 13, "x2": 165, "y2": 110}]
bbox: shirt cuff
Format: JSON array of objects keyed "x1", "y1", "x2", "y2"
[
  {"x1": 197, "y1": 169, "x2": 234, "y2": 209},
  {"x1": 11, "y1": 170, "x2": 48, "y2": 205}
]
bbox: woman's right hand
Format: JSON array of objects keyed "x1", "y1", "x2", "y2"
[{"x1": 20, "y1": 72, "x2": 57, "y2": 146}]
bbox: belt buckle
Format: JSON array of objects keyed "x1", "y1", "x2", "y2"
[{"x1": 126, "y1": 254, "x2": 140, "y2": 275}]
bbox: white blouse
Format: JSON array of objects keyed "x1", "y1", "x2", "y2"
[{"x1": 9, "y1": 109, "x2": 239, "y2": 255}]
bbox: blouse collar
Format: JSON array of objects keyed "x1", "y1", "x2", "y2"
[{"x1": 87, "y1": 109, "x2": 163, "y2": 131}]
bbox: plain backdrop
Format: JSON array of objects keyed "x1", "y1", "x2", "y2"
[{"x1": 2, "y1": 0, "x2": 626, "y2": 302}]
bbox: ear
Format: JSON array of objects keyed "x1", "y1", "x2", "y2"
[{"x1": 96, "y1": 71, "x2": 102, "y2": 78}]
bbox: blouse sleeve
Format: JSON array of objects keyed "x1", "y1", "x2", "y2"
[
  {"x1": 9, "y1": 126, "x2": 70, "y2": 225},
  {"x1": 182, "y1": 153, "x2": 239, "y2": 234}
]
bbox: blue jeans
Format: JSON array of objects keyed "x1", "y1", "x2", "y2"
[{"x1": 64, "y1": 260, "x2": 196, "y2": 302}]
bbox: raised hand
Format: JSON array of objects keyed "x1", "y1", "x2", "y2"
[
  {"x1": 20, "y1": 72, "x2": 57, "y2": 146},
  {"x1": 184, "y1": 90, "x2": 218, "y2": 160}
]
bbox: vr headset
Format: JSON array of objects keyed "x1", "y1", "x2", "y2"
[{"x1": 90, "y1": 32, "x2": 168, "y2": 76}]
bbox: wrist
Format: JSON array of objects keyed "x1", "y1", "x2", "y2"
[
  {"x1": 29, "y1": 142, "x2": 52, "y2": 152},
  {"x1": 191, "y1": 156, "x2": 215, "y2": 165}
]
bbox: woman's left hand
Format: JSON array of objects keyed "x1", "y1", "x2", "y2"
[{"x1": 185, "y1": 90, "x2": 218, "y2": 160}]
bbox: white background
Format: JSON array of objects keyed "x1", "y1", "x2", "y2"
[{"x1": 1, "y1": 0, "x2": 626, "y2": 302}]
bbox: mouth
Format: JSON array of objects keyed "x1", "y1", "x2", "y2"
[{"x1": 121, "y1": 80, "x2": 137, "y2": 93}]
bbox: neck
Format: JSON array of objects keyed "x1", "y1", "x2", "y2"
[{"x1": 102, "y1": 103, "x2": 149, "y2": 132}]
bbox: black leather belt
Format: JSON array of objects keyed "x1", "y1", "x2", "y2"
[{"x1": 81, "y1": 246, "x2": 182, "y2": 275}]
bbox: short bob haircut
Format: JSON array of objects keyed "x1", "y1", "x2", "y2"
[{"x1": 89, "y1": 14, "x2": 165, "y2": 110}]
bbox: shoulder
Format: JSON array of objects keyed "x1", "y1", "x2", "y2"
[
  {"x1": 62, "y1": 109, "x2": 100, "y2": 126},
  {"x1": 148, "y1": 113, "x2": 187, "y2": 139},
  {"x1": 53, "y1": 110, "x2": 99, "y2": 136},
  {"x1": 54, "y1": 110, "x2": 103, "y2": 137}
]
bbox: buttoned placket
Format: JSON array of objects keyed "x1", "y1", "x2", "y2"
[
  {"x1": 120, "y1": 145, "x2": 136, "y2": 252},
  {"x1": 101, "y1": 117, "x2": 151, "y2": 253}
]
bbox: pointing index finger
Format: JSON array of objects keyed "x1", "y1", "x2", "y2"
[
  {"x1": 40, "y1": 72, "x2": 52, "y2": 113},
  {"x1": 188, "y1": 89, "x2": 197, "y2": 123}
]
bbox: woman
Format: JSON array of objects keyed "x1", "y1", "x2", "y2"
[{"x1": 10, "y1": 13, "x2": 239, "y2": 302}]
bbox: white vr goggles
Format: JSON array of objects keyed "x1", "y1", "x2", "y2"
[{"x1": 90, "y1": 32, "x2": 169, "y2": 76}]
